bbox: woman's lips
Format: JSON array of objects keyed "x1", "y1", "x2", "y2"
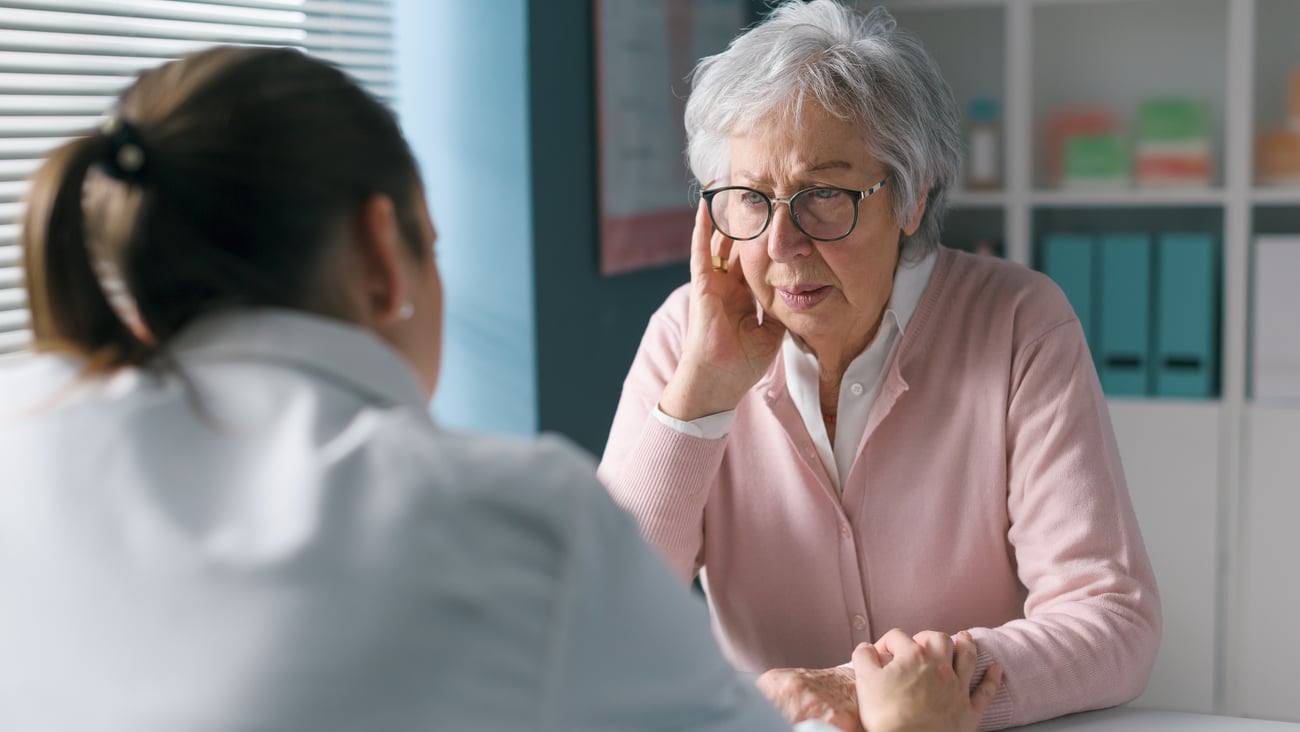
[{"x1": 776, "y1": 285, "x2": 831, "y2": 310}]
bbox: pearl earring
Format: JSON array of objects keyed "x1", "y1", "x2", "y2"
[{"x1": 397, "y1": 301, "x2": 414, "y2": 320}]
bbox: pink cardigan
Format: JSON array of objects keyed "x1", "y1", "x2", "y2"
[{"x1": 598, "y1": 247, "x2": 1161, "y2": 730}]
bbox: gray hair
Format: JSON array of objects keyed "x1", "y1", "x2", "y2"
[{"x1": 685, "y1": 0, "x2": 961, "y2": 255}]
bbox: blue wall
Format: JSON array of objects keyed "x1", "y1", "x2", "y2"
[
  {"x1": 527, "y1": 3, "x2": 689, "y2": 454},
  {"x1": 394, "y1": 0, "x2": 538, "y2": 436}
]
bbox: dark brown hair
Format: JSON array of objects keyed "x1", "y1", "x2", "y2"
[{"x1": 21, "y1": 46, "x2": 424, "y2": 370}]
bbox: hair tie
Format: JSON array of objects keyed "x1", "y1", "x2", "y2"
[{"x1": 98, "y1": 115, "x2": 149, "y2": 183}]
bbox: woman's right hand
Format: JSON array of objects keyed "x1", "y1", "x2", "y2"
[{"x1": 658, "y1": 200, "x2": 787, "y2": 422}]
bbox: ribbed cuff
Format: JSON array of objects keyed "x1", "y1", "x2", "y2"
[{"x1": 973, "y1": 645, "x2": 1014, "y2": 731}]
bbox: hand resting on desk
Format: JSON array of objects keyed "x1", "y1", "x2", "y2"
[{"x1": 758, "y1": 629, "x2": 1003, "y2": 732}]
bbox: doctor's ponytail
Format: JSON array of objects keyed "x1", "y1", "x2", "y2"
[
  {"x1": 18, "y1": 46, "x2": 422, "y2": 373},
  {"x1": 22, "y1": 132, "x2": 153, "y2": 368}
]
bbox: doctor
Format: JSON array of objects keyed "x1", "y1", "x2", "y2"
[{"x1": 0, "y1": 46, "x2": 997, "y2": 731}]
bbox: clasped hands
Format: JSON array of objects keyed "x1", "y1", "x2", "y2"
[{"x1": 756, "y1": 629, "x2": 1003, "y2": 732}]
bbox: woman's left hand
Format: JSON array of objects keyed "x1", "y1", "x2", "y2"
[{"x1": 757, "y1": 665, "x2": 862, "y2": 732}]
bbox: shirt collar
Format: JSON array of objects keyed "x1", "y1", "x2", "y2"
[
  {"x1": 888, "y1": 240, "x2": 939, "y2": 337},
  {"x1": 167, "y1": 308, "x2": 430, "y2": 412}
]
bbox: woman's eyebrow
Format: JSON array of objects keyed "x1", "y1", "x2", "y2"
[
  {"x1": 809, "y1": 160, "x2": 853, "y2": 172},
  {"x1": 731, "y1": 160, "x2": 855, "y2": 183}
]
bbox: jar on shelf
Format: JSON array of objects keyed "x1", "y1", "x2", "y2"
[{"x1": 965, "y1": 96, "x2": 1001, "y2": 190}]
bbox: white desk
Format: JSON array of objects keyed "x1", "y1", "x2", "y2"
[{"x1": 1016, "y1": 708, "x2": 1300, "y2": 730}]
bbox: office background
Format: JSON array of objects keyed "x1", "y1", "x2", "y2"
[
  {"x1": 0, "y1": 0, "x2": 1296, "y2": 725},
  {"x1": 397, "y1": 1, "x2": 1300, "y2": 724}
]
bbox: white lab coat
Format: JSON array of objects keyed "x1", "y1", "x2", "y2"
[{"x1": 0, "y1": 309, "x2": 821, "y2": 732}]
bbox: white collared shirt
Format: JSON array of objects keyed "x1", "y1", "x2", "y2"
[
  {"x1": 0, "y1": 309, "x2": 832, "y2": 732},
  {"x1": 785, "y1": 246, "x2": 937, "y2": 489},
  {"x1": 657, "y1": 244, "x2": 938, "y2": 491}
]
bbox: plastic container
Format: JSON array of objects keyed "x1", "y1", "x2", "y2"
[{"x1": 965, "y1": 97, "x2": 1001, "y2": 190}]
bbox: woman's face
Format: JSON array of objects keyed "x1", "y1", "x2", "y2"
[{"x1": 728, "y1": 103, "x2": 923, "y2": 355}]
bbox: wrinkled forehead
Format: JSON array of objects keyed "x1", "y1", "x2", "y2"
[{"x1": 726, "y1": 98, "x2": 880, "y2": 183}]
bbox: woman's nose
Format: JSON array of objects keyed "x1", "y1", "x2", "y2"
[{"x1": 765, "y1": 204, "x2": 813, "y2": 263}]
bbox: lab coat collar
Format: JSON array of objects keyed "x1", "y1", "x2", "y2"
[{"x1": 167, "y1": 308, "x2": 430, "y2": 411}]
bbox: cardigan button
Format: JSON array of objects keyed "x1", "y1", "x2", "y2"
[{"x1": 852, "y1": 614, "x2": 867, "y2": 631}]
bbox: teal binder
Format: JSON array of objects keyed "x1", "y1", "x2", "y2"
[
  {"x1": 1098, "y1": 234, "x2": 1153, "y2": 396},
  {"x1": 1040, "y1": 233, "x2": 1097, "y2": 361},
  {"x1": 1154, "y1": 233, "x2": 1219, "y2": 398}
]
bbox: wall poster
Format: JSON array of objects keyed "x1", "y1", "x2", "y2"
[{"x1": 595, "y1": 0, "x2": 749, "y2": 275}]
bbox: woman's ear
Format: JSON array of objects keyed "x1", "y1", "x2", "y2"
[
  {"x1": 353, "y1": 193, "x2": 406, "y2": 323},
  {"x1": 902, "y1": 187, "x2": 929, "y2": 237}
]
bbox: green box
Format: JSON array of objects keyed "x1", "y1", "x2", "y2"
[
  {"x1": 1138, "y1": 98, "x2": 1208, "y2": 143},
  {"x1": 1064, "y1": 134, "x2": 1130, "y2": 181}
]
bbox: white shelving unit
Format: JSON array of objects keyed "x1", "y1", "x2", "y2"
[{"x1": 878, "y1": 0, "x2": 1300, "y2": 722}]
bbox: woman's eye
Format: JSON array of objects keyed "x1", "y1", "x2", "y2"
[
  {"x1": 740, "y1": 190, "x2": 767, "y2": 206},
  {"x1": 810, "y1": 187, "x2": 843, "y2": 200}
]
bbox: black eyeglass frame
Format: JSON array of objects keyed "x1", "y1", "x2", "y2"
[{"x1": 700, "y1": 176, "x2": 890, "y2": 243}]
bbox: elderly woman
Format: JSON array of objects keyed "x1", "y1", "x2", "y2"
[{"x1": 598, "y1": 2, "x2": 1161, "y2": 730}]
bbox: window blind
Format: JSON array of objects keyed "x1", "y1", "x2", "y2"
[{"x1": 0, "y1": 0, "x2": 396, "y2": 356}]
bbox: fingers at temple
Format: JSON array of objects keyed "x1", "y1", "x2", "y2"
[
  {"x1": 716, "y1": 227, "x2": 738, "y2": 272},
  {"x1": 690, "y1": 199, "x2": 713, "y2": 280}
]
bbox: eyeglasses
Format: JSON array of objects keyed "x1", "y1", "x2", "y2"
[{"x1": 700, "y1": 177, "x2": 889, "y2": 242}]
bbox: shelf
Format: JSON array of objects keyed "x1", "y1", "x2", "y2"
[
  {"x1": 947, "y1": 189, "x2": 1005, "y2": 208},
  {"x1": 1235, "y1": 404, "x2": 1300, "y2": 721},
  {"x1": 1031, "y1": 0, "x2": 1227, "y2": 189},
  {"x1": 1247, "y1": 399, "x2": 1300, "y2": 410},
  {"x1": 1251, "y1": 187, "x2": 1300, "y2": 205},
  {"x1": 1107, "y1": 395, "x2": 1220, "y2": 713},
  {"x1": 1030, "y1": 188, "x2": 1227, "y2": 207},
  {"x1": 887, "y1": 0, "x2": 1299, "y2": 722},
  {"x1": 1246, "y1": 400, "x2": 1300, "y2": 417}
]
